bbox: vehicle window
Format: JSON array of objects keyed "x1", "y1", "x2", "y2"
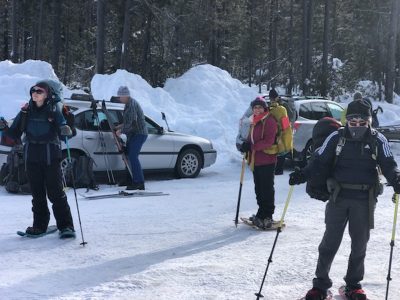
[
  {"x1": 145, "y1": 117, "x2": 161, "y2": 134},
  {"x1": 310, "y1": 102, "x2": 330, "y2": 120},
  {"x1": 75, "y1": 110, "x2": 120, "y2": 131},
  {"x1": 326, "y1": 103, "x2": 343, "y2": 121},
  {"x1": 299, "y1": 103, "x2": 314, "y2": 120}
]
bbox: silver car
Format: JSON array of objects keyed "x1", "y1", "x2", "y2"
[
  {"x1": 290, "y1": 98, "x2": 344, "y2": 163},
  {"x1": 0, "y1": 97, "x2": 217, "y2": 179}
]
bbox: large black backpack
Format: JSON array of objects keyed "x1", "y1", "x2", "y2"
[
  {"x1": 65, "y1": 156, "x2": 98, "y2": 191},
  {"x1": 306, "y1": 117, "x2": 341, "y2": 201},
  {"x1": 0, "y1": 145, "x2": 31, "y2": 194}
]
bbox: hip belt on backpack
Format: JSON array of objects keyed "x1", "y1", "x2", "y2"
[{"x1": 327, "y1": 179, "x2": 376, "y2": 229}]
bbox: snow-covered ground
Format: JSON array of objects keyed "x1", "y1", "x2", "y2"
[
  {"x1": 1, "y1": 60, "x2": 400, "y2": 299},
  {"x1": 0, "y1": 162, "x2": 400, "y2": 299}
]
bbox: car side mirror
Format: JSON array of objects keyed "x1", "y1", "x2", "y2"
[{"x1": 158, "y1": 126, "x2": 164, "y2": 134}]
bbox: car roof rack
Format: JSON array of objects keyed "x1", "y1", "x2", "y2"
[{"x1": 68, "y1": 93, "x2": 95, "y2": 101}]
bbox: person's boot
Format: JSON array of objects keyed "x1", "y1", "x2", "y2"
[
  {"x1": 345, "y1": 287, "x2": 367, "y2": 300},
  {"x1": 126, "y1": 182, "x2": 145, "y2": 190},
  {"x1": 305, "y1": 287, "x2": 327, "y2": 300},
  {"x1": 25, "y1": 226, "x2": 46, "y2": 236}
]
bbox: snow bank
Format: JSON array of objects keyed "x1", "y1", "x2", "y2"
[
  {"x1": 0, "y1": 60, "x2": 71, "y2": 119},
  {"x1": 92, "y1": 65, "x2": 259, "y2": 163}
]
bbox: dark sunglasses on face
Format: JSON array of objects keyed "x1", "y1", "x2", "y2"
[{"x1": 30, "y1": 87, "x2": 45, "y2": 95}]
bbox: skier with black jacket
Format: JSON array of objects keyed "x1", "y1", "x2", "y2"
[
  {"x1": 5, "y1": 81, "x2": 75, "y2": 238},
  {"x1": 289, "y1": 100, "x2": 400, "y2": 300}
]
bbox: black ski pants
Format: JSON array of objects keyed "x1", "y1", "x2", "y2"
[
  {"x1": 313, "y1": 197, "x2": 370, "y2": 291},
  {"x1": 26, "y1": 161, "x2": 74, "y2": 231},
  {"x1": 253, "y1": 163, "x2": 276, "y2": 219}
]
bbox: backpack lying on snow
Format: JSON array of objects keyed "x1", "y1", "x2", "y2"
[
  {"x1": 64, "y1": 156, "x2": 98, "y2": 191},
  {"x1": 0, "y1": 145, "x2": 31, "y2": 194}
]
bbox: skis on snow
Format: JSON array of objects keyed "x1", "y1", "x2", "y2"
[{"x1": 80, "y1": 190, "x2": 169, "y2": 200}]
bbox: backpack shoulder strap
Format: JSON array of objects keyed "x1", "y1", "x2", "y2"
[{"x1": 333, "y1": 128, "x2": 346, "y2": 167}]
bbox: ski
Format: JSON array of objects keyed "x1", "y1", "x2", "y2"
[
  {"x1": 338, "y1": 285, "x2": 369, "y2": 300},
  {"x1": 101, "y1": 100, "x2": 133, "y2": 179},
  {"x1": 298, "y1": 290, "x2": 333, "y2": 300},
  {"x1": 17, "y1": 225, "x2": 58, "y2": 238},
  {"x1": 240, "y1": 217, "x2": 286, "y2": 231},
  {"x1": 81, "y1": 190, "x2": 169, "y2": 200}
]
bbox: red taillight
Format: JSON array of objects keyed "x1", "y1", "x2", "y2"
[{"x1": 293, "y1": 121, "x2": 301, "y2": 131}]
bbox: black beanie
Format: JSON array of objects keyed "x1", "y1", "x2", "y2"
[
  {"x1": 346, "y1": 100, "x2": 372, "y2": 118},
  {"x1": 251, "y1": 97, "x2": 267, "y2": 109},
  {"x1": 269, "y1": 89, "x2": 278, "y2": 99}
]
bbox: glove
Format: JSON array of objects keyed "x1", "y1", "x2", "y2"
[
  {"x1": 236, "y1": 143, "x2": 243, "y2": 152},
  {"x1": 392, "y1": 193, "x2": 399, "y2": 204},
  {"x1": 392, "y1": 177, "x2": 400, "y2": 194},
  {"x1": 289, "y1": 167, "x2": 307, "y2": 185},
  {"x1": 60, "y1": 125, "x2": 73, "y2": 137},
  {"x1": 241, "y1": 142, "x2": 251, "y2": 153},
  {"x1": 0, "y1": 118, "x2": 8, "y2": 130}
]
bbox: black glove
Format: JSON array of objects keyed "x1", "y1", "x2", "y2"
[
  {"x1": 392, "y1": 177, "x2": 400, "y2": 194},
  {"x1": 241, "y1": 142, "x2": 251, "y2": 153},
  {"x1": 289, "y1": 167, "x2": 307, "y2": 185},
  {"x1": 60, "y1": 125, "x2": 73, "y2": 137},
  {"x1": 392, "y1": 193, "x2": 398, "y2": 204},
  {"x1": 0, "y1": 117, "x2": 8, "y2": 131}
]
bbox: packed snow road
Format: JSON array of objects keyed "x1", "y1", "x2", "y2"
[{"x1": 0, "y1": 161, "x2": 399, "y2": 300}]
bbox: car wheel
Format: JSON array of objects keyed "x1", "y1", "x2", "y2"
[
  {"x1": 302, "y1": 140, "x2": 314, "y2": 166},
  {"x1": 175, "y1": 148, "x2": 202, "y2": 178}
]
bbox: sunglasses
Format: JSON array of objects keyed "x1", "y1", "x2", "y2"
[
  {"x1": 348, "y1": 119, "x2": 367, "y2": 127},
  {"x1": 30, "y1": 87, "x2": 46, "y2": 95}
]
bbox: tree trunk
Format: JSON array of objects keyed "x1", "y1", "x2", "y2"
[
  {"x1": 142, "y1": 10, "x2": 152, "y2": 80},
  {"x1": 320, "y1": 0, "x2": 330, "y2": 97},
  {"x1": 11, "y1": 0, "x2": 18, "y2": 62},
  {"x1": 269, "y1": 0, "x2": 278, "y2": 88},
  {"x1": 385, "y1": 0, "x2": 400, "y2": 103},
  {"x1": 248, "y1": 0, "x2": 254, "y2": 87},
  {"x1": 34, "y1": 0, "x2": 44, "y2": 59},
  {"x1": 287, "y1": 0, "x2": 294, "y2": 95},
  {"x1": 120, "y1": 0, "x2": 132, "y2": 70},
  {"x1": 51, "y1": 0, "x2": 62, "y2": 74},
  {"x1": 63, "y1": 5, "x2": 70, "y2": 83},
  {"x1": 96, "y1": 0, "x2": 105, "y2": 74},
  {"x1": 3, "y1": 2, "x2": 9, "y2": 60}
]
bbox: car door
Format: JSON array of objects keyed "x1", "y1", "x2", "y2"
[
  {"x1": 75, "y1": 109, "x2": 125, "y2": 172},
  {"x1": 139, "y1": 117, "x2": 175, "y2": 169}
]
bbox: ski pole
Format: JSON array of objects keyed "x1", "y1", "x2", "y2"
[
  {"x1": 234, "y1": 155, "x2": 247, "y2": 227},
  {"x1": 385, "y1": 193, "x2": 399, "y2": 300},
  {"x1": 255, "y1": 185, "x2": 295, "y2": 300},
  {"x1": 65, "y1": 137, "x2": 87, "y2": 246}
]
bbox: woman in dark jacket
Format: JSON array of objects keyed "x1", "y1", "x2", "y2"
[{"x1": 6, "y1": 81, "x2": 75, "y2": 238}]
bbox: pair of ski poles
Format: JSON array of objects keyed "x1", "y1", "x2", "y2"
[{"x1": 233, "y1": 153, "x2": 294, "y2": 299}]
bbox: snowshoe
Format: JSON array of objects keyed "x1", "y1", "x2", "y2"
[
  {"x1": 338, "y1": 286, "x2": 368, "y2": 300},
  {"x1": 17, "y1": 225, "x2": 58, "y2": 238},
  {"x1": 59, "y1": 227, "x2": 76, "y2": 239},
  {"x1": 305, "y1": 287, "x2": 329, "y2": 300}
]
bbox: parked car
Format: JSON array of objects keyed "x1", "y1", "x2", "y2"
[
  {"x1": 0, "y1": 95, "x2": 217, "y2": 180},
  {"x1": 288, "y1": 97, "x2": 344, "y2": 164}
]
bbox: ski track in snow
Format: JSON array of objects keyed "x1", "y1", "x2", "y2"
[{"x1": 1, "y1": 159, "x2": 400, "y2": 300}]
